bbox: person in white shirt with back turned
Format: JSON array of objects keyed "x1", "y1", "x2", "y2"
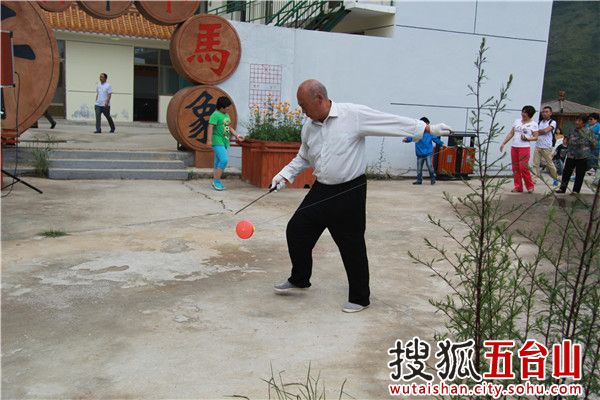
[
  {"x1": 94, "y1": 72, "x2": 115, "y2": 134},
  {"x1": 270, "y1": 79, "x2": 452, "y2": 313}
]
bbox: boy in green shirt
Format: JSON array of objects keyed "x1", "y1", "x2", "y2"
[{"x1": 207, "y1": 96, "x2": 241, "y2": 190}]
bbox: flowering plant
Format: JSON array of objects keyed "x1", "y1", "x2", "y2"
[{"x1": 245, "y1": 99, "x2": 304, "y2": 142}]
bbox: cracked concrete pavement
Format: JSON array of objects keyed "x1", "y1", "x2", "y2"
[
  {"x1": 1, "y1": 174, "x2": 478, "y2": 399},
  {"x1": 4, "y1": 119, "x2": 597, "y2": 399}
]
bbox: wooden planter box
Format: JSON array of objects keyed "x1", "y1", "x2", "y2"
[{"x1": 240, "y1": 139, "x2": 315, "y2": 189}]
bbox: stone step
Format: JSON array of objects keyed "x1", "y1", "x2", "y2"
[
  {"x1": 48, "y1": 150, "x2": 192, "y2": 162},
  {"x1": 48, "y1": 169, "x2": 189, "y2": 180},
  {"x1": 1, "y1": 166, "x2": 36, "y2": 177},
  {"x1": 3, "y1": 148, "x2": 194, "y2": 165},
  {"x1": 2, "y1": 148, "x2": 37, "y2": 164},
  {"x1": 49, "y1": 159, "x2": 186, "y2": 170}
]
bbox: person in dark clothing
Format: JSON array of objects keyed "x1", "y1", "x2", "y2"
[
  {"x1": 31, "y1": 111, "x2": 56, "y2": 129},
  {"x1": 555, "y1": 114, "x2": 597, "y2": 194}
]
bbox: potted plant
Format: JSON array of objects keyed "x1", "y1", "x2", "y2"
[{"x1": 240, "y1": 99, "x2": 315, "y2": 188}]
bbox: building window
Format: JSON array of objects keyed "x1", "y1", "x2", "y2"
[
  {"x1": 133, "y1": 47, "x2": 193, "y2": 97},
  {"x1": 226, "y1": 1, "x2": 246, "y2": 21},
  {"x1": 158, "y1": 49, "x2": 193, "y2": 95},
  {"x1": 134, "y1": 47, "x2": 159, "y2": 65},
  {"x1": 132, "y1": 47, "x2": 194, "y2": 120},
  {"x1": 226, "y1": 1, "x2": 244, "y2": 13},
  {"x1": 197, "y1": 1, "x2": 208, "y2": 13}
]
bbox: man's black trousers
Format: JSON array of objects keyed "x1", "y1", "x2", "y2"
[
  {"x1": 286, "y1": 174, "x2": 370, "y2": 306},
  {"x1": 95, "y1": 105, "x2": 115, "y2": 132},
  {"x1": 560, "y1": 157, "x2": 588, "y2": 193}
]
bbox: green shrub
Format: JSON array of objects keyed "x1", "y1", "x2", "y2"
[{"x1": 31, "y1": 147, "x2": 51, "y2": 177}]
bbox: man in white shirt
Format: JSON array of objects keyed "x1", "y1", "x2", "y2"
[
  {"x1": 271, "y1": 79, "x2": 452, "y2": 313},
  {"x1": 531, "y1": 106, "x2": 559, "y2": 186},
  {"x1": 94, "y1": 72, "x2": 115, "y2": 134}
]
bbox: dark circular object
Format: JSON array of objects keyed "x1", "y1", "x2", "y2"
[
  {"x1": 167, "y1": 85, "x2": 237, "y2": 151},
  {"x1": 135, "y1": 1, "x2": 199, "y2": 25},
  {"x1": 77, "y1": 0, "x2": 132, "y2": 19},
  {"x1": 0, "y1": 1, "x2": 60, "y2": 135},
  {"x1": 38, "y1": 1, "x2": 74, "y2": 12}
]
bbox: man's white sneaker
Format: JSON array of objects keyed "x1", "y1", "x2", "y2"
[{"x1": 342, "y1": 302, "x2": 369, "y2": 313}]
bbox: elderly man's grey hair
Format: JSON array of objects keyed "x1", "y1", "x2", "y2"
[{"x1": 302, "y1": 79, "x2": 328, "y2": 100}]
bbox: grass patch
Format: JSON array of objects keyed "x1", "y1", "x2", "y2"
[
  {"x1": 28, "y1": 133, "x2": 57, "y2": 178},
  {"x1": 31, "y1": 147, "x2": 51, "y2": 177},
  {"x1": 232, "y1": 363, "x2": 352, "y2": 399},
  {"x1": 39, "y1": 230, "x2": 68, "y2": 238}
]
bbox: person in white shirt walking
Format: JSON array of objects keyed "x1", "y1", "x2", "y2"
[
  {"x1": 529, "y1": 106, "x2": 559, "y2": 186},
  {"x1": 270, "y1": 79, "x2": 452, "y2": 313},
  {"x1": 94, "y1": 73, "x2": 115, "y2": 134}
]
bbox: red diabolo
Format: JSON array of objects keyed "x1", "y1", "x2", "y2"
[{"x1": 236, "y1": 220, "x2": 255, "y2": 240}]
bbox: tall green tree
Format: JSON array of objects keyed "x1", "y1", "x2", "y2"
[{"x1": 543, "y1": 1, "x2": 600, "y2": 108}]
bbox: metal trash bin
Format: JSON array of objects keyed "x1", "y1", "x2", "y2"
[
  {"x1": 435, "y1": 146, "x2": 457, "y2": 175},
  {"x1": 433, "y1": 133, "x2": 477, "y2": 179},
  {"x1": 459, "y1": 147, "x2": 476, "y2": 174}
]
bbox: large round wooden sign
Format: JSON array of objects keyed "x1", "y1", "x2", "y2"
[
  {"x1": 38, "y1": 1, "x2": 74, "y2": 12},
  {"x1": 170, "y1": 14, "x2": 241, "y2": 85},
  {"x1": 167, "y1": 85, "x2": 237, "y2": 151},
  {"x1": 0, "y1": 1, "x2": 59, "y2": 135},
  {"x1": 77, "y1": 1, "x2": 132, "y2": 19},
  {"x1": 135, "y1": 1, "x2": 199, "y2": 26}
]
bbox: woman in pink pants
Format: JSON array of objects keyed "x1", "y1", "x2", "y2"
[{"x1": 500, "y1": 105, "x2": 539, "y2": 193}]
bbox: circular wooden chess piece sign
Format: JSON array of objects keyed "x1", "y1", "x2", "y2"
[
  {"x1": 135, "y1": 1, "x2": 199, "y2": 26},
  {"x1": 38, "y1": 1, "x2": 74, "y2": 12},
  {"x1": 77, "y1": 0, "x2": 132, "y2": 19},
  {"x1": 0, "y1": 1, "x2": 59, "y2": 135},
  {"x1": 167, "y1": 85, "x2": 237, "y2": 151},
  {"x1": 170, "y1": 14, "x2": 241, "y2": 85}
]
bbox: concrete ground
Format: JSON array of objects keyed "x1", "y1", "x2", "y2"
[
  {"x1": 2, "y1": 120, "x2": 597, "y2": 398},
  {"x1": 17, "y1": 118, "x2": 181, "y2": 152},
  {"x1": 2, "y1": 176, "x2": 463, "y2": 398}
]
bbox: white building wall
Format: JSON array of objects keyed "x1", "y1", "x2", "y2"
[
  {"x1": 58, "y1": 0, "x2": 552, "y2": 173},
  {"x1": 158, "y1": 95, "x2": 171, "y2": 124},
  {"x1": 221, "y1": 0, "x2": 552, "y2": 173},
  {"x1": 60, "y1": 32, "x2": 170, "y2": 124},
  {"x1": 65, "y1": 40, "x2": 134, "y2": 122},
  {"x1": 379, "y1": 0, "x2": 552, "y2": 174}
]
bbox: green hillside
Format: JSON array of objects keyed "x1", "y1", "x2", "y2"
[{"x1": 542, "y1": 1, "x2": 600, "y2": 108}]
